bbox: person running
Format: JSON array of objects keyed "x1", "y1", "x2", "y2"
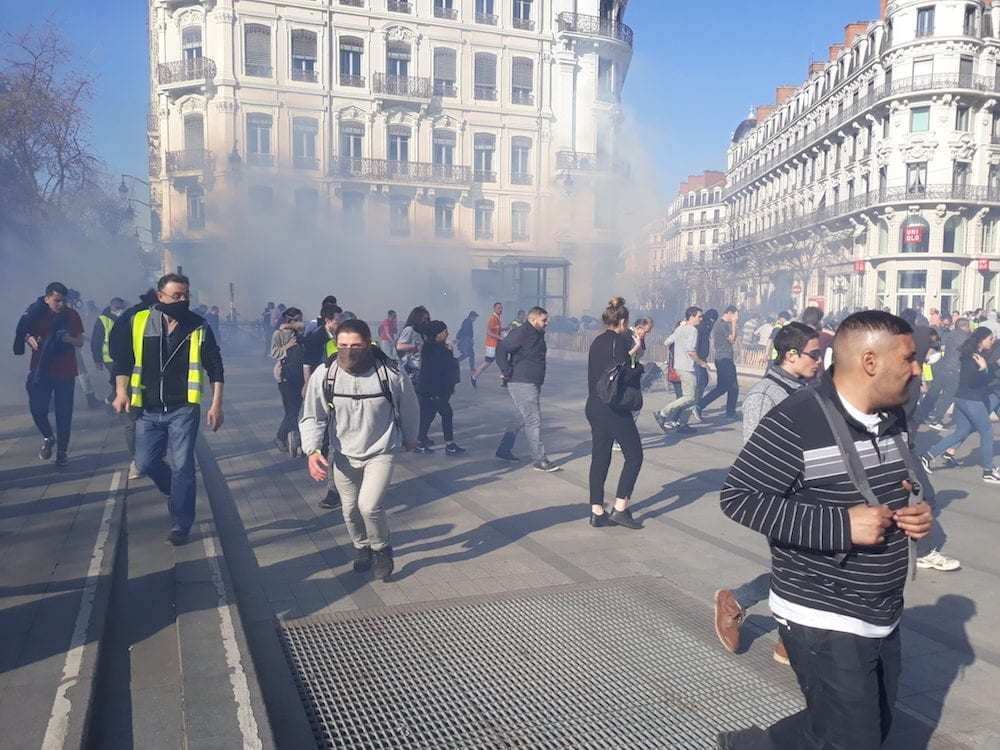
[
  {"x1": 920, "y1": 317, "x2": 971, "y2": 430},
  {"x1": 712, "y1": 322, "x2": 819, "y2": 664},
  {"x1": 414, "y1": 320, "x2": 465, "y2": 455},
  {"x1": 455, "y1": 310, "x2": 479, "y2": 376},
  {"x1": 586, "y1": 298, "x2": 644, "y2": 530},
  {"x1": 693, "y1": 308, "x2": 718, "y2": 409},
  {"x1": 494, "y1": 307, "x2": 557, "y2": 471},
  {"x1": 300, "y1": 319, "x2": 420, "y2": 582},
  {"x1": 395, "y1": 306, "x2": 430, "y2": 389},
  {"x1": 653, "y1": 306, "x2": 706, "y2": 435},
  {"x1": 271, "y1": 307, "x2": 306, "y2": 457},
  {"x1": 110, "y1": 273, "x2": 225, "y2": 545},
  {"x1": 921, "y1": 326, "x2": 1000, "y2": 483},
  {"x1": 696, "y1": 305, "x2": 740, "y2": 422},
  {"x1": 378, "y1": 310, "x2": 398, "y2": 359},
  {"x1": 14, "y1": 282, "x2": 86, "y2": 466},
  {"x1": 471, "y1": 302, "x2": 507, "y2": 388}
]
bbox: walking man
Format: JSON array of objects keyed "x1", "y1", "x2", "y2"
[
  {"x1": 471, "y1": 302, "x2": 507, "y2": 388},
  {"x1": 455, "y1": 310, "x2": 479, "y2": 375},
  {"x1": 14, "y1": 282, "x2": 85, "y2": 466},
  {"x1": 494, "y1": 307, "x2": 558, "y2": 471},
  {"x1": 378, "y1": 310, "x2": 398, "y2": 360},
  {"x1": 92, "y1": 297, "x2": 126, "y2": 405},
  {"x1": 654, "y1": 306, "x2": 706, "y2": 435},
  {"x1": 697, "y1": 305, "x2": 740, "y2": 422},
  {"x1": 111, "y1": 273, "x2": 225, "y2": 545},
  {"x1": 300, "y1": 319, "x2": 419, "y2": 582},
  {"x1": 718, "y1": 311, "x2": 933, "y2": 749}
]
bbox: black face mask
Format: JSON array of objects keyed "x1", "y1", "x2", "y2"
[
  {"x1": 159, "y1": 300, "x2": 190, "y2": 319},
  {"x1": 337, "y1": 347, "x2": 374, "y2": 375}
]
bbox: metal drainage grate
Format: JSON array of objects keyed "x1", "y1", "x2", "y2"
[{"x1": 280, "y1": 576, "x2": 803, "y2": 749}]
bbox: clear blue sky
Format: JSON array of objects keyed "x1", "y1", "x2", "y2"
[{"x1": 2, "y1": 0, "x2": 880, "y2": 202}]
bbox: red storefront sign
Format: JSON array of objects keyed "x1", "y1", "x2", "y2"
[
  {"x1": 904, "y1": 226, "x2": 924, "y2": 244},
  {"x1": 978, "y1": 258, "x2": 991, "y2": 272},
  {"x1": 854, "y1": 260, "x2": 867, "y2": 274}
]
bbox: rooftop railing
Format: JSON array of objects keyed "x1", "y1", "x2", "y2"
[{"x1": 556, "y1": 12, "x2": 633, "y2": 47}]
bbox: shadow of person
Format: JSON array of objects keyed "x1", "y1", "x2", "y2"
[{"x1": 883, "y1": 594, "x2": 977, "y2": 749}]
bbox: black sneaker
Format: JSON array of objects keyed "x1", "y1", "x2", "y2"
[
  {"x1": 532, "y1": 458, "x2": 561, "y2": 472},
  {"x1": 274, "y1": 437, "x2": 289, "y2": 453},
  {"x1": 445, "y1": 444, "x2": 467, "y2": 455},
  {"x1": 942, "y1": 453, "x2": 960, "y2": 468},
  {"x1": 496, "y1": 450, "x2": 519, "y2": 462},
  {"x1": 608, "y1": 508, "x2": 642, "y2": 530},
  {"x1": 421, "y1": 438, "x2": 436, "y2": 447},
  {"x1": 675, "y1": 424, "x2": 697, "y2": 435},
  {"x1": 470, "y1": 376, "x2": 478, "y2": 389},
  {"x1": 919, "y1": 454, "x2": 934, "y2": 474},
  {"x1": 353, "y1": 546, "x2": 373, "y2": 573},
  {"x1": 589, "y1": 511, "x2": 611, "y2": 527},
  {"x1": 39, "y1": 437, "x2": 55, "y2": 461},
  {"x1": 55, "y1": 452, "x2": 69, "y2": 467},
  {"x1": 413, "y1": 444, "x2": 434, "y2": 454},
  {"x1": 319, "y1": 489, "x2": 341, "y2": 510},
  {"x1": 372, "y1": 546, "x2": 394, "y2": 581},
  {"x1": 653, "y1": 412, "x2": 669, "y2": 434},
  {"x1": 166, "y1": 529, "x2": 189, "y2": 546}
]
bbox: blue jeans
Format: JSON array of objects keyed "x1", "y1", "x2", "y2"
[
  {"x1": 135, "y1": 405, "x2": 200, "y2": 533},
  {"x1": 26, "y1": 374, "x2": 75, "y2": 455},
  {"x1": 928, "y1": 397, "x2": 994, "y2": 471},
  {"x1": 506, "y1": 382, "x2": 545, "y2": 462},
  {"x1": 733, "y1": 572, "x2": 771, "y2": 609}
]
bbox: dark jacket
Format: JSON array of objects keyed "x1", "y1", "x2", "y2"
[
  {"x1": 417, "y1": 340, "x2": 459, "y2": 398},
  {"x1": 955, "y1": 353, "x2": 992, "y2": 403},
  {"x1": 13, "y1": 297, "x2": 49, "y2": 356},
  {"x1": 496, "y1": 322, "x2": 546, "y2": 385},
  {"x1": 109, "y1": 304, "x2": 224, "y2": 410}
]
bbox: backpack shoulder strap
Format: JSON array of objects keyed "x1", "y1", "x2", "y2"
[
  {"x1": 808, "y1": 389, "x2": 881, "y2": 508},
  {"x1": 323, "y1": 363, "x2": 338, "y2": 407}
]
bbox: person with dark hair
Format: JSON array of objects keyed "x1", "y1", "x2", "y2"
[
  {"x1": 14, "y1": 282, "x2": 86, "y2": 466},
  {"x1": 471, "y1": 302, "x2": 507, "y2": 388},
  {"x1": 921, "y1": 316, "x2": 971, "y2": 430},
  {"x1": 396, "y1": 306, "x2": 430, "y2": 388},
  {"x1": 271, "y1": 307, "x2": 306, "y2": 457},
  {"x1": 586, "y1": 297, "x2": 644, "y2": 530},
  {"x1": 455, "y1": 310, "x2": 479, "y2": 375},
  {"x1": 719, "y1": 311, "x2": 933, "y2": 750},
  {"x1": 764, "y1": 311, "x2": 790, "y2": 362},
  {"x1": 302, "y1": 303, "x2": 343, "y2": 388},
  {"x1": 378, "y1": 310, "x2": 398, "y2": 359},
  {"x1": 110, "y1": 273, "x2": 225, "y2": 546},
  {"x1": 922, "y1": 326, "x2": 1000, "y2": 483},
  {"x1": 800, "y1": 305, "x2": 823, "y2": 330},
  {"x1": 305, "y1": 295, "x2": 338, "y2": 335},
  {"x1": 653, "y1": 306, "x2": 705, "y2": 435},
  {"x1": 92, "y1": 297, "x2": 127, "y2": 403},
  {"x1": 414, "y1": 321, "x2": 465, "y2": 455},
  {"x1": 693, "y1": 308, "x2": 718, "y2": 409},
  {"x1": 696, "y1": 305, "x2": 740, "y2": 422},
  {"x1": 300, "y1": 318, "x2": 420, "y2": 582},
  {"x1": 713, "y1": 322, "x2": 819, "y2": 664}
]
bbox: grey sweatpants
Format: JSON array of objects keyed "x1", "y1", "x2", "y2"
[{"x1": 331, "y1": 451, "x2": 395, "y2": 551}]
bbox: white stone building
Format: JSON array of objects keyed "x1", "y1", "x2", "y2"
[
  {"x1": 725, "y1": 0, "x2": 1000, "y2": 317},
  {"x1": 146, "y1": 0, "x2": 633, "y2": 318}
]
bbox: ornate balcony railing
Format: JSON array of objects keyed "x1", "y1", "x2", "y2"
[
  {"x1": 512, "y1": 17, "x2": 535, "y2": 31},
  {"x1": 245, "y1": 63, "x2": 272, "y2": 78},
  {"x1": 373, "y1": 72, "x2": 432, "y2": 98},
  {"x1": 474, "y1": 85, "x2": 497, "y2": 101},
  {"x1": 556, "y1": 151, "x2": 630, "y2": 177},
  {"x1": 510, "y1": 173, "x2": 533, "y2": 185},
  {"x1": 330, "y1": 156, "x2": 472, "y2": 184},
  {"x1": 340, "y1": 74, "x2": 366, "y2": 87},
  {"x1": 511, "y1": 90, "x2": 535, "y2": 105},
  {"x1": 474, "y1": 170, "x2": 497, "y2": 183},
  {"x1": 433, "y1": 82, "x2": 457, "y2": 97},
  {"x1": 157, "y1": 57, "x2": 217, "y2": 85},
  {"x1": 165, "y1": 149, "x2": 212, "y2": 174},
  {"x1": 340, "y1": 0, "x2": 363, "y2": 5},
  {"x1": 291, "y1": 68, "x2": 318, "y2": 83},
  {"x1": 434, "y1": 6, "x2": 457, "y2": 19},
  {"x1": 476, "y1": 12, "x2": 498, "y2": 25},
  {"x1": 557, "y1": 12, "x2": 633, "y2": 47},
  {"x1": 388, "y1": 0, "x2": 411, "y2": 12}
]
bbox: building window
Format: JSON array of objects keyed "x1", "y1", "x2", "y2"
[
  {"x1": 339, "y1": 37, "x2": 364, "y2": 86},
  {"x1": 475, "y1": 200, "x2": 494, "y2": 239},
  {"x1": 476, "y1": 0, "x2": 497, "y2": 25},
  {"x1": 687, "y1": 232, "x2": 693, "y2": 246},
  {"x1": 916, "y1": 6, "x2": 934, "y2": 37},
  {"x1": 182, "y1": 26, "x2": 202, "y2": 60},
  {"x1": 434, "y1": 0, "x2": 457, "y2": 20},
  {"x1": 387, "y1": 41, "x2": 411, "y2": 78},
  {"x1": 186, "y1": 186, "x2": 205, "y2": 230},
  {"x1": 956, "y1": 105, "x2": 971, "y2": 132},
  {"x1": 964, "y1": 4, "x2": 979, "y2": 36},
  {"x1": 245, "y1": 24, "x2": 272, "y2": 77},
  {"x1": 246, "y1": 113, "x2": 272, "y2": 166},
  {"x1": 953, "y1": 161, "x2": 971, "y2": 192},
  {"x1": 291, "y1": 30, "x2": 318, "y2": 82},
  {"x1": 433, "y1": 48, "x2": 457, "y2": 97},
  {"x1": 712, "y1": 228, "x2": 720, "y2": 243},
  {"x1": 597, "y1": 58, "x2": 617, "y2": 101},
  {"x1": 511, "y1": 201, "x2": 530, "y2": 241},
  {"x1": 511, "y1": 57, "x2": 534, "y2": 105},
  {"x1": 433, "y1": 129, "x2": 456, "y2": 179},
  {"x1": 474, "y1": 133, "x2": 496, "y2": 181},
  {"x1": 387, "y1": 126, "x2": 410, "y2": 163},
  {"x1": 900, "y1": 216, "x2": 930, "y2": 253},
  {"x1": 292, "y1": 117, "x2": 318, "y2": 169},
  {"x1": 474, "y1": 53, "x2": 497, "y2": 100},
  {"x1": 342, "y1": 192, "x2": 364, "y2": 234},
  {"x1": 339, "y1": 122, "x2": 364, "y2": 165},
  {"x1": 435, "y1": 198, "x2": 454, "y2": 237},
  {"x1": 184, "y1": 113, "x2": 205, "y2": 153},
  {"x1": 906, "y1": 162, "x2": 927, "y2": 195},
  {"x1": 511, "y1": 137, "x2": 532, "y2": 184},
  {"x1": 388, "y1": 0, "x2": 412, "y2": 13},
  {"x1": 960, "y1": 56, "x2": 975, "y2": 86},
  {"x1": 698, "y1": 229, "x2": 706, "y2": 244},
  {"x1": 294, "y1": 188, "x2": 318, "y2": 229},
  {"x1": 513, "y1": 0, "x2": 534, "y2": 30},
  {"x1": 713, "y1": 208, "x2": 720, "y2": 221},
  {"x1": 248, "y1": 185, "x2": 273, "y2": 214},
  {"x1": 389, "y1": 195, "x2": 410, "y2": 236},
  {"x1": 944, "y1": 215, "x2": 966, "y2": 253}
]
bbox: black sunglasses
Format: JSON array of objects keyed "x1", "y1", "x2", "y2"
[{"x1": 789, "y1": 348, "x2": 823, "y2": 361}]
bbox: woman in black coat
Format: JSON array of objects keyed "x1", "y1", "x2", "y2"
[{"x1": 415, "y1": 320, "x2": 465, "y2": 455}]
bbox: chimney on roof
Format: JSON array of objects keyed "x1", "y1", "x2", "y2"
[
  {"x1": 845, "y1": 22, "x2": 869, "y2": 46},
  {"x1": 776, "y1": 86, "x2": 797, "y2": 105},
  {"x1": 809, "y1": 61, "x2": 826, "y2": 78},
  {"x1": 756, "y1": 105, "x2": 775, "y2": 123},
  {"x1": 829, "y1": 44, "x2": 845, "y2": 62}
]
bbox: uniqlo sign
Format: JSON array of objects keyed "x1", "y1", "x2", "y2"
[
  {"x1": 904, "y1": 226, "x2": 924, "y2": 244},
  {"x1": 978, "y1": 258, "x2": 991, "y2": 272},
  {"x1": 854, "y1": 260, "x2": 867, "y2": 274}
]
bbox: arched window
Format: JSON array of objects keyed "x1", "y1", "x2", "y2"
[
  {"x1": 511, "y1": 57, "x2": 534, "y2": 105},
  {"x1": 474, "y1": 133, "x2": 496, "y2": 180},
  {"x1": 943, "y1": 216, "x2": 966, "y2": 254},
  {"x1": 900, "y1": 215, "x2": 930, "y2": 253}
]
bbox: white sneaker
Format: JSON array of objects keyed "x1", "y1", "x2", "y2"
[
  {"x1": 612, "y1": 441, "x2": 622, "y2": 452},
  {"x1": 128, "y1": 460, "x2": 143, "y2": 480},
  {"x1": 916, "y1": 549, "x2": 961, "y2": 571}
]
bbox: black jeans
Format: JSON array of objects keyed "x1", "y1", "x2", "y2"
[
  {"x1": 759, "y1": 621, "x2": 901, "y2": 749},
  {"x1": 698, "y1": 357, "x2": 738, "y2": 416},
  {"x1": 418, "y1": 394, "x2": 454, "y2": 442},
  {"x1": 921, "y1": 369, "x2": 959, "y2": 424},
  {"x1": 26, "y1": 374, "x2": 75, "y2": 455},
  {"x1": 585, "y1": 396, "x2": 643, "y2": 506},
  {"x1": 277, "y1": 381, "x2": 304, "y2": 442}
]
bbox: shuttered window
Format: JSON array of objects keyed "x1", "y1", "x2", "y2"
[
  {"x1": 245, "y1": 24, "x2": 272, "y2": 77},
  {"x1": 184, "y1": 114, "x2": 204, "y2": 152},
  {"x1": 512, "y1": 57, "x2": 533, "y2": 104},
  {"x1": 293, "y1": 117, "x2": 318, "y2": 167},
  {"x1": 291, "y1": 30, "x2": 317, "y2": 80},
  {"x1": 474, "y1": 53, "x2": 497, "y2": 100},
  {"x1": 433, "y1": 130, "x2": 455, "y2": 167},
  {"x1": 433, "y1": 48, "x2": 457, "y2": 96}
]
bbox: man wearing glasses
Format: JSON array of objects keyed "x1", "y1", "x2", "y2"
[{"x1": 110, "y1": 273, "x2": 225, "y2": 546}]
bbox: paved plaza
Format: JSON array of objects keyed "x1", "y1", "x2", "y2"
[{"x1": 0, "y1": 352, "x2": 998, "y2": 748}]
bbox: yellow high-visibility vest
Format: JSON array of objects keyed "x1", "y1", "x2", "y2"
[
  {"x1": 97, "y1": 314, "x2": 115, "y2": 363},
  {"x1": 326, "y1": 339, "x2": 338, "y2": 358},
  {"x1": 129, "y1": 309, "x2": 204, "y2": 407},
  {"x1": 768, "y1": 323, "x2": 784, "y2": 360}
]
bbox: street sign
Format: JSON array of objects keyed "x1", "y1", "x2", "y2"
[{"x1": 791, "y1": 283, "x2": 803, "y2": 295}]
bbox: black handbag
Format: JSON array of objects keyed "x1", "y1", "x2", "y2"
[{"x1": 596, "y1": 336, "x2": 644, "y2": 413}]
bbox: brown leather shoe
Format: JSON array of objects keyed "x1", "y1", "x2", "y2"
[
  {"x1": 714, "y1": 589, "x2": 746, "y2": 653},
  {"x1": 773, "y1": 638, "x2": 790, "y2": 666}
]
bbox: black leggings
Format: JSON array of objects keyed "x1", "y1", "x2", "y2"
[
  {"x1": 419, "y1": 394, "x2": 454, "y2": 442},
  {"x1": 277, "y1": 380, "x2": 304, "y2": 441},
  {"x1": 585, "y1": 396, "x2": 643, "y2": 507}
]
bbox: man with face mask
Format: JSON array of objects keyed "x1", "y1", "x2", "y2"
[
  {"x1": 300, "y1": 319, "x2": 419, "y2": 582},
  {"x1": 110, "y1": 273, "x2": 225, "y2": 546}
]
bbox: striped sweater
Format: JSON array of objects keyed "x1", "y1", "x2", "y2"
[{"x1": 720, "y1": 375, "x2": 911, "y2": 627}]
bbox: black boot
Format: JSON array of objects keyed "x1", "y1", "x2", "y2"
[{"x1": 495, "y1": 431, "x2": 519, "y2": 461}]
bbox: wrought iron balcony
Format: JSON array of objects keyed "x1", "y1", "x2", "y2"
[
  {"x1": 556, "y1": 151, "x2": 630, "y2": 177},
  {"x1": 165, "y1": 149, "x2": 212, "y2": 175},
  {"x1": 474, "y1": 85, "x2": 497, "y2": 101},
  {"x1": 474, "y1": 170, "x2": 497, "y2": 183},
  {"x1": 340, "y1": 0, "x2": 363, "y2": 5},
  {"x1": 433, "y1": 82, "x2": 457, "y2": 97},
  {"x1": 330, "y1": 156, "x2": 472, "y2": 185},
  {"x1": 291, "y1": 68, "x2": 318, "y2": 83},
  {"x1": 157, "y1": 57, "x2": 217, "y2": 86},
  {"x1": 245, "y1": 63, "x2": 272, "y2": 78},
  {"x1": 373, "y1": 72, "x2": 432, "y2": 98},
  {"x1": 434, "y1": 6, "x2": 457, "y2": 19},
  {"x1": 511, "y1": 90, "x2": 535, "y2": 106},
  {"x1": 476, "y1": 12, "x2": 498, "y2": 25},
  {"x1": 557, "y1": 12, "x2": 633, "y2": 47},
  {"x1": 388, "y1": 0, "x2": 411, "y2": 12},
  {"x1": 510, "y1": 173, "x2": 532, "y2": 185},
  {"x1": 512, "y1": 18, "x2": 535, "y2": 31},
  {"x1": 340, "y1": 74, "x2": 366, "y2": 87}
]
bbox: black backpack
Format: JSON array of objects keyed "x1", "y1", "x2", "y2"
[
  {"x1": 322, "y1": 345, "x2": 401, "y2": 429},
  {"x1": 595, "y1": 336, "x2": 644, "y2": 413}
]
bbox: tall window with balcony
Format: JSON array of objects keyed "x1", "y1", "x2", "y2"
[
  {"x1": 389, "y1": 195, "x2": 410, "y2": 236},
  {"x1": 474, "y1": 134, "x2": 496, "y2": 182},
  {"x1": 434, "y1": 0, "x2": 457, "y2": 20},
  {"x1": 476, "y1": 0, "x2": 497, "y2": 25},
  {"x1": 291, "y1": 30, "x2": 318, "y2": 82},
  {"x1": 511, "y1": 137, "x2": 532, "y2": 184},
  {"x1": 385, "y1": 42, "x2": 412, "y2": 94},
  {"x1": 246, "y1": 113, "x2": 273, "y2": 166},
  {"x1": 964, "y1": 5, "x2": 979, "y2": 36},
  {"x1": 475, "y1": 200, "x2": 494, "y2": 239},
  {"x1": 186, "y1": 186, "x2": 205, "y2": 231},
  {"x1": 388, "y1": 0, "x2": 412, "y2": 13},
  {"x1": 342, "y1": 192, "x2": 364, "y2": 234},
  {"x1": 916, "y1": 6, "x2": 934, "y2": 37},
  {"x1": 180, "y1": 25, "x2": 205, "y2": 80},
  {"x1": 511, "y1": 57, "x2": 534, "y2": 105},
  {"x1": 433, "y1": 48, "x2": 457, "y2": 97},
  {"x1": 184, "y1": 113, "x2": 204, "y2": 156},
  {"x1": 511, "y1": 202, "x2": 530, "y2": 241},
  {"x1": 433, "y1": 130, "x2": 455, "y2": 180},
  {"x1": 959, "y1": 56, "x2": 974, "y2": 87},
  {"x1": 293, "y1": 117, "x2": 318, "y2": 170},
  {"x1": 388, "y1": 125, "x2": 410, "y2": 178},
  {"x1": 474, "y1": 53, "x2": 497, "y2": 101},
  {"x1": 340, "y1": 122, "x2": 364, "y2": 172},
  {"x1": 245, "y1": 24, "x2": 272, "y2": 77},
  {"x1": 597, "y1": 58, "x2": 618, "y2": 102},
  {"x1": 339, "y1": 37, "x2": 364, "y2": 87},
  {"x1": 953, "y1": 161, "x2": 971, "y2": 194},
  {"x1": 513, "y1": 0, "x2": 534, "y2": 30},
  {"x1": 435, "y1": 198, "x2": 454, "y2": 237}
]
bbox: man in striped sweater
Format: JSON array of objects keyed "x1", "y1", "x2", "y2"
[{"x1": 717, "y1": 311, "x2": 933, "y2": 750}]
